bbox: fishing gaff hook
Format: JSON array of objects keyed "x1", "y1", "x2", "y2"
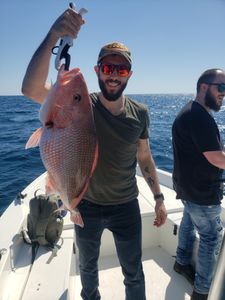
[{"x1": 52, "y1": 3, "x2": 87, "y2": 71}]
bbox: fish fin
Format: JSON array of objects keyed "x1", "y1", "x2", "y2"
[
  {"x1": 70, "y1": 179, "x2": 90, "y2": 210},
  {"x1": 25, "y1": 127, "x2": 43, "y2": 149},
  {"x1": 45, "y1": 173, "x2": 58, "y2": 194},
  {"x1": 69, "y1": 143, "x2": 98, "y2": 210},
  {"x1": 70, "y1": 209, "x2": 84, "y2": 227},
  {"x1": 90, "y1": 143, "x2": 99, "y2": 176}
]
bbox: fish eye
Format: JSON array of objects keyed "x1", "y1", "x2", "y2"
[{"x1": 73, "y1": 94, "x2": 81, "y2": 102}]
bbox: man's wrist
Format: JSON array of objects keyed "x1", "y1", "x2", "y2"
[{"x1": 154, "y1": 193, "x2": 164, "y2": 201}]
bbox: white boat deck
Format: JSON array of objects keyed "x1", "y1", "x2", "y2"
[
  {"x1": 75, "y1": 246, "x2": 192, "y2": 300},
  {"x1": 2, "y1": 169, "x2": 224, "y2": 299}
]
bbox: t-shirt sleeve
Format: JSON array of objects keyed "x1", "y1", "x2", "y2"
[{"x1": 140, "y1": 107, "x2": 150, "y2": 139}]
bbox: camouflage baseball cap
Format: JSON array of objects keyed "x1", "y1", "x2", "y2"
[{"x1": 97, "y1": 42, "x2": 132, "y2": 65}]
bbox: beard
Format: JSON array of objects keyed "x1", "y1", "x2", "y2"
[
  {"x1": 205, "y1": 89, "x2": 221, "y2": 112},
  {"x1": 98, "y1": 78, "x2": 128, "y2": 102}
]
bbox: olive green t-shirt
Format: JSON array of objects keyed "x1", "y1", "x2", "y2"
[{"x1": 84, "y1": 93, "x2": 149, "y2": 205}]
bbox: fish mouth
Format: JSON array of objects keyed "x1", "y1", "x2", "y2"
[{"x1": 45, "y1": 121, "x2": 54, "y2": 128}]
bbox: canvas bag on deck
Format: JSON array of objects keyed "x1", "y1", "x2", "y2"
[{"x1": 26, "y1": 192, "x2": 64, "y2": 248}]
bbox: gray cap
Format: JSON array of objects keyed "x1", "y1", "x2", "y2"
[{"x1": 97, "y1": 42, "x2": 132, "y2": 65}]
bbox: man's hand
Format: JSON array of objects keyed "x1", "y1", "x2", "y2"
[
  {"x1": 51, "y1": 7, "x2": 85, "y2": 41},
  {"x1": 153, "y1": 201, "x2": 167, "y2": 227}
]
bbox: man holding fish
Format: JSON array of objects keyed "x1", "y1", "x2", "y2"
[{"x1": 22, "y1": 6, "x2": 167, "y2": 300}]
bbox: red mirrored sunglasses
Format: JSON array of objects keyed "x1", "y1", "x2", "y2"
[{"x1": 98, "y1": 63, "x2": 131, "y2": 77}]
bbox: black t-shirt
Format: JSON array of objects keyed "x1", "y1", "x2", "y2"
[
  {"x1": 84, "y1": 93, "x2": 149, "y2": 205},
  {"x1": 172, "y1": 100, "x2": 223, "y2": 205}
]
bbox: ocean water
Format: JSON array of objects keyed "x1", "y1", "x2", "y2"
[{"x1": 1, "y1": 94, "x2": 225, "y2": 216}]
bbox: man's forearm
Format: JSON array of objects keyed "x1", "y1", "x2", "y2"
[
  {"x1": 139, "y1": 159, "x2": 161, "y2": 196},
  {"x1": 21, "y1": 31, "x2": 58, "y2": 103}
]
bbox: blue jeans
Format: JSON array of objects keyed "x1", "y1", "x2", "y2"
[
  {"x1": 176, "y1": 200, "x2": 223, "y2": 294},
  {"x1": 75, "y1": 199, "x2": 146, "y2": 300}
]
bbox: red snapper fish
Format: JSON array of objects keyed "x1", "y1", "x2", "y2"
[{"x1": 26, "y1": 66, "x2": 98, "y2": 227}]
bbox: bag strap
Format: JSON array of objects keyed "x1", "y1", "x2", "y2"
[
  {"x1": 21, "y1": 230, "x2": 39, "y2": 264},
  {"x1": 31, "y1": 242, "x2": 39, "y2": 264},
  {"x1": 46, "y1": 240, "x2": 64, "y2": 264}
]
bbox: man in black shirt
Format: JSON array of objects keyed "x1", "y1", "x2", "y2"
[{"x1": 172, "y1": 68, "x2": 225, "y2": 300}]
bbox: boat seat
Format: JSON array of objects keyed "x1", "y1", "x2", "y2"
[{"x1": 21, "y1": 227, "x2": 76, "y2": 300}]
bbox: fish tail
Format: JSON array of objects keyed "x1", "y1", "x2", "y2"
[
  {"x1": 70, "y1": 209, "x2": 84, "y2": 227},
  {"x1": 45, "y1": 173, "x2": 58, "y2": 194},
  {"x1": 25, "y1": 127, "x2": 43, "y2": 149}
]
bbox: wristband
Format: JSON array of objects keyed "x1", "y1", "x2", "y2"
[{"x1": 154, "y1": 193, "x2": 164, "y2": 201}]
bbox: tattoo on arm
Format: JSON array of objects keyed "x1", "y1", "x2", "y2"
[
  {"x1": 147, "y1": 176, "x2": 154, "y2": 187},
  {"x1": 144, "y1": 167, "x2": 154, "y2": 187}
]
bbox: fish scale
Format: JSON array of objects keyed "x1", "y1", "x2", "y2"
[{"x1": 41, "y1": 126, "x2": 96, "y2": 203}]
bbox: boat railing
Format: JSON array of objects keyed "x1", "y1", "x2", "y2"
[{"x1": 208, "y1": 233, "x2": 225, "y2": 300}]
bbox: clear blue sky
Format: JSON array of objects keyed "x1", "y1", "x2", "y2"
[{"x1": 1, "y1": 0, "x2": 225, "y2": 95}]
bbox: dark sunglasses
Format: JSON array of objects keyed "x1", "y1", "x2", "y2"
[
  {"x1": 205, "y1": 83, "x2": 225, "y2": 93},
  {"x1": 98, "y1": 63, "x2": 131, "y2": 77}
]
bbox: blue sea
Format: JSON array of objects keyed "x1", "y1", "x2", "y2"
[{"x1": 1, "y1": 94, "x2": 225, "y2": 216}]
